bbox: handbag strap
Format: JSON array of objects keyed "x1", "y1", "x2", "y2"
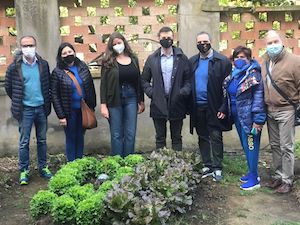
[
  {"x1": 265, "y1": 62, "x2": 296, "y2": 108},
  {"x1": 64, "y1": 70, "x2": 83, "y2": 97}
]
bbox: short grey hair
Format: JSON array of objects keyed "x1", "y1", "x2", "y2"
[{"x1": 19, "y1": 35, "x2": 37, "y2": 45}]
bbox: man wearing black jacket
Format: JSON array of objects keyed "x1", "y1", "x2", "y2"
[
  {"x1": 141, "y1": 26, "x2": 191, "y2": 151},
  {"x1": 189, "y1": 32, "x2": 232, "y2": 181},
  {"x1": 5, "y1": 35, "x2": 52, "y2": 185}
]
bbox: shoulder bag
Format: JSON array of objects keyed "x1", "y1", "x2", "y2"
[
  {"x1": 65, "y1": 70, "x2": 97, "y2": 129},
  {"x1": 265, "y1": 62, "x2": 300, "y2": 126}
]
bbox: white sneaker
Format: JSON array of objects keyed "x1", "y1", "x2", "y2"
[
  {"x1": 201, "y1": 167, "x2": 214, "y2": 179},
  {"x1": 213, "y1": 170, "x2": 223, "y2": 182}
]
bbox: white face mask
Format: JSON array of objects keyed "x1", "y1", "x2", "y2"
[
  {"x1": 113, "y1": 43, "x2": 125, "y2": 54},
  {"x1": 22, "y1": 47, "x2": 36, "y2": 59}
]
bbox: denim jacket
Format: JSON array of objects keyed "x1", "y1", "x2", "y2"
[{"x1": 221, "y1": 60, "x2": 266, "y2": 134}]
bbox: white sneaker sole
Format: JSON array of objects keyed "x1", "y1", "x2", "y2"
[
  {"x1": 240, "y1": 183, "x2": 261, "y2": 191},
  {"x1": 240, "y1": 176, "x2": 261, "y2": 183},
  {"x1": 201, "y1": 172, "x2": 214, "y2": 179}
]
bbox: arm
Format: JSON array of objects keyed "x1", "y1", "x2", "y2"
[
  {"x1": 141, "y1": 58, "x2": 153, "y2": 98},
  {"x1": 252, "y1": 72, "x2": 266, "y2": 125},
  {"x1": 134, "y1": 57, "x2": 145, "y2": 114},
  {"x1": 50, "y1": 69, "x2": 65, "y2": 119},
  {"x1": 179, "y1": 56, "x2": 192, "y2": 97},
  {"x1": 86, "y1": 64, "x2": 96, "y2": 109},
  {"x1": 100, "y1": 66, "x2": 109, "y2": 118},
  {"x1": 5, "y1": 64, "x2": 14, "y2": 99}
]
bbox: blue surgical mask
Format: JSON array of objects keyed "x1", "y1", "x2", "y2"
[
  {"x1": 266, "y1": 44, "x2": 283, "y2": 57},
  {"x1": 234, "y1": 58, "x2": 247, "y2": 69}
]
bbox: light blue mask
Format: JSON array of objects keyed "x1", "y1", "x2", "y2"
[{"x1": 266, "y1": 44, "x2": 283, "y2": 58}]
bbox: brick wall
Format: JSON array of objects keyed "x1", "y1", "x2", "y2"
[
  {"x1": 0, "y1": 0, "x2": 16, "y2": 77},
  {"x1": 219, "y1": 8, "x2": 300, "y2": 63},
  {"x1": 58, "y1": 0, "x2": 179, "y2": 68}
]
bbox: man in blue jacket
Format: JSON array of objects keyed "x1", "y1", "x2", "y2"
[
  {"x1": 189, "y1": 32, "x2": 232, "y2": 181},
  {"x1": 5, "y1": 35, "x2": 52, "y2": 185}
]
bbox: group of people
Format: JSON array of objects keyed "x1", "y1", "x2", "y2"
[{"x1": 5, "y1": 27, "x2": 299, "y2": 194}]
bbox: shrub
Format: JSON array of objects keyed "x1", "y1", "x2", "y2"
[
  {"x1": 123, "y1": 154, "x2": 144, "y2": 167},
  {"x1": 96, "y1": 157, "x2": 121, "y2": 176},
  {"x1": 51, "y1": 195, "x2": 76, "y2": 224},
  {"x1": 48, "y1": 174, "x2": 79, "y2": 195},
  {"x1": 30, "y1": 190, "x2": 57, "y2": 219},
  {"x1": 66, "y1": 184, "x2": 94, "y2": 203},
  {"x1": 76, "y1": 192, "x2": 106, "y2": 225}
]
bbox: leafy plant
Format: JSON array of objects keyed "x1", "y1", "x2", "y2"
[
  {"x1": 51, "y1": 195, "x2": 76, "y2": 224},
  {"x1": 66, "y1": 184, "x2": 94, "y2": 203},
  {"x1": 96, "y1": 157, "x2": 122, "y2": 176},
  {"x1": 30, "y1": 190, "x2": 57, "y2": 219},
  {"x1": 76, "y1": 192, "x2": 106, "y2": 225},
  {"x1": 98, "y1": 180, "x2": 114, "y2": 194},
  {"x1": 124, "y1": 154, "x2": 144, "y2": 167},
  {"x1": 48, "y1": 174, "x2": 80, "y2": 195},
  {"x1": 114, "y1": 166, "x2": 134, "y2": 181}
]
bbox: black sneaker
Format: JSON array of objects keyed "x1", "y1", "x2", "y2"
[{"x1": 201, "y1": 167, "x2": 214, "y2": 179}]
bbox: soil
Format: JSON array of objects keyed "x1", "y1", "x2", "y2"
[{"x1": 0, "y1": 151, "x2": 299, "y2": 225}]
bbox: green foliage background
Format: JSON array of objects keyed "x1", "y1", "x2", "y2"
[{"x1": 219, "y1": 0, "x2": 295, "y2": 7}]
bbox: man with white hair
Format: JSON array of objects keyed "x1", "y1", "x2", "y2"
[{"x1": 262, "y1": 30, "x2": 300, "y2": 193}]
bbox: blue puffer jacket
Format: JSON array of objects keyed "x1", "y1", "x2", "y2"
[{"x1": 221, "y1": 60, "x2": 266, "y2": 134}]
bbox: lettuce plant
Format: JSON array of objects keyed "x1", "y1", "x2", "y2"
[
  {"x1": 124, "y1": 154, "x2": 144, "y2": 167},
  {"x1": 66, "y1": 184, "x2": 94, "y2": 203},
  {"x1": 51, "y1": 194, "x2": 76, "y2": 224},
  {"x1": 48, "y1": 174, "x2": 80, "y2": 195},
  {"x1": 30, "y1": 190, "x2": 57, "y2": 219}
]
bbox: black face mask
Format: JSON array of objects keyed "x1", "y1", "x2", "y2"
[
  {"x1": 62, "y1": 54, "x2": 75, "y2": 65},
  {"x1": 197, "y1": 43, "x2": 211, "y2": 54},
  {"x1": 160, "y1": 38, "x2": 173, "y2": 49}
]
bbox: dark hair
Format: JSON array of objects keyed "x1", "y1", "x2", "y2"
[
  {"x1": 232, "y1": 46, "x2": 252, "y2": 60},
  {"x1": 157, "y1": 26, "x2": 173, "y2": 37},
  {"x1": 101, "y1": 32, "x2": 133, "y2": 68},
  {"x1": 56, "y1": 42, "x2": 76, "y2": 69},
  {"x1": 19, "y1": 35, "x2": 37, "y2": 45},
  {"x1": 196, "y1": 31, "x2": 212, "y2": 42}
]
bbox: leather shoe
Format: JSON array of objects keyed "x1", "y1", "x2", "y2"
[
  {"x1": 265, "y1": 179, "x2": 282, "y2": 189},
  {"x1": 275, "y1": 183, "x2": 292, "y2": 194}
]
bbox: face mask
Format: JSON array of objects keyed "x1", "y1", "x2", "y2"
[
  {"x1": 113, "y1": 43, "x2": 125, "y2": 54},
  {"x1": 160, "y1": 38, "x2": 173, "y2": 49},
  {"x1": 197, "y1": 43, "x2": 211, "y2": 54},
  {"x1": 22, "y1": 47, "x2": 36, "y2": 59},
  {"x1": 62, "y1": 54, "x2": 75, "y2": 65},
  {"x1": 266, "y1": 44, "x2": 283, "y2": 58},
  {"x1": 234, "y1": 58, "x2": 247, "y2": 69}
]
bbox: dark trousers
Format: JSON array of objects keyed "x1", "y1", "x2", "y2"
[
  {"x1": 64, "y1": 109, "x2": 84, "y2": 162},
  {"x1": 195, "y1": 106, "x2": 223, "y2": 170},
  {"x1": 153, "y1": 118, "x2": 183, "y2": 151}
]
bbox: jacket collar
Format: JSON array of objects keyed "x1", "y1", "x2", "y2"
[
  {"x1": 263, "y1": 47, "x2": 287, "y2": 64},
  {"x1": 154, "y1": 46, "x2": 183, "y2": 57}
]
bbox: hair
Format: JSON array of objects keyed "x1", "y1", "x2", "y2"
[
  {"x1": 157, "y1": 26, "x2": 173, "y2": 37},
  {"x1": 56, "y1": 42, "x2": 77, "y2": 69},
  {"x1": 19, "y1": 35, "x2": 37, "y2": 45},
  {"x1": 196, "y1": 31, "x2": 212, "y2": 42},
  {"x1": 265, "y1": 30, "x2": 283, "y2": 42},
  {"x1": 101, "y1": 32, "x2": 134, "y2": 68},
  {"x1": 232, "y1": 46, "x2": 252, "y2": 60}
]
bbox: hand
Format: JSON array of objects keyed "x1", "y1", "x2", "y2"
[
  {"x1": 253, "y1": 123, "x2": 263, "y2": 132},
  {"x1": 59, "y1": 118, "x2": 67, "y2": 127},
  {"x1": 100, "y1": 104, "x2": 109, "y2": 119},
  {"x1": 138, "y1": 102, "x2": 145, "y2": 114},
  {"x1": 217, "y1": 112, "x2": 226, "y2": 119}
]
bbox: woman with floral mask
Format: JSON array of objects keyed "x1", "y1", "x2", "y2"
[
  {"x1": 220, "y1": 46, "x2": 266, "y2": 190},
  {"x1": 51, "y1": 42, "x2": 96, "y2": 162},
  {"x1": 100, "y1": 32, "x2": 144, "y2": 157}
]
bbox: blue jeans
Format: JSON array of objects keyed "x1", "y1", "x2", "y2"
[
  {"x1": 19, "y1": 105, "x2": 47, "y2": 171},
  {"x1": 64, "y1": 109, "x2": 84, "y2": 162},
  {"x1": 234, "y1": 116, "x2": 261, "y2": 177},
  {"x1": 108, "y1": 84, "x2": 137, "y2": 157}
]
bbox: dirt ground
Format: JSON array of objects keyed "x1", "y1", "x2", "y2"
[{"x1": 0, "y1": 151, "x2": 299, "y2": 225}]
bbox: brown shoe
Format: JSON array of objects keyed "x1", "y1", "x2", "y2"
[
  {"x1": 275, "y1": 183, "x2": 292, "y2": 194},
  {"x1": 265, "y1": 179, "x2": 282, "y2": 189}
]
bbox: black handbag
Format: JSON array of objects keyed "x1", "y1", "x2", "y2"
[{"x1": 265, "y1": 62, "x2": 300, "y2": 126}]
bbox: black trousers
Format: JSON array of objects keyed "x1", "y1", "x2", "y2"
[
  {"x1": 195, "y1": 106, "x2": 223, "y2": 170},
  {"x1": 152, "y1": 118, "x2": 183, "y2": 151}
]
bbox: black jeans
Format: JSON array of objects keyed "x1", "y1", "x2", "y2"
[
  {"x1": 195, "y1": 106, "x2": 223, "y2": 170},
  {"x1": 153, "y1": 118, "x2": 183, "y2": 151}
]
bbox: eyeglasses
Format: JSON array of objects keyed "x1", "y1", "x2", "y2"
[{"x1": 21, "y1": 44, "x2": 35, "y2": 48}]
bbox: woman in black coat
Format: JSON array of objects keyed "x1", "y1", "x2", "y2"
[{"x1": 51, "y1": 42, "x2": 96, "y2": 161}]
